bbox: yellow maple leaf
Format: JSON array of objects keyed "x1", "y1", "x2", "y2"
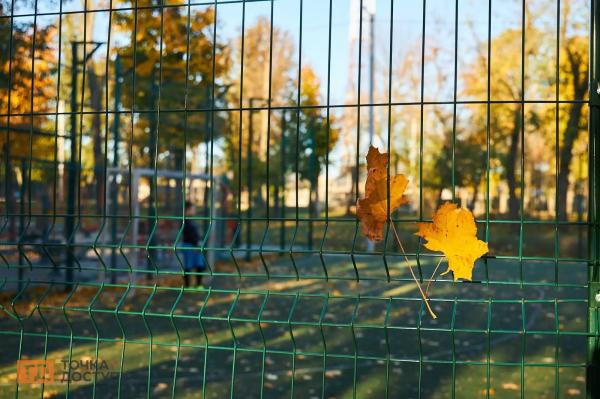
[
  {"x1": 416, "y1": 202, "x2": 488, "y2": 281},
  {"x1": 356, "y1": 146, "x2": 409, "y2": 242}
]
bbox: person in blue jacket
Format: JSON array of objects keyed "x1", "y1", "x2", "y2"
[{"x1": 180, "y1": 201, "x2": 206, "y2": 287}]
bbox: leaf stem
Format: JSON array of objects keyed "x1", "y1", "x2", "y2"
[
  {"x1": 425, "y1": 257, "x2": 444, "y2": 297},
  {"x1": 389, "y1": 219, "x2": 437, "y2": 319}
]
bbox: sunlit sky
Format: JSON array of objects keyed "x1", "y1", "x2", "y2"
[{"x1": 10, "y1": 0, "x2": 551, "y2": 104}]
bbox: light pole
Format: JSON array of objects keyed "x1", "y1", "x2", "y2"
[
  {"x1": 308, "y1": 115, "x2": 317, "y2": 251},
  {"x1": 279, "y1": 109, "x2": 287, "y2": 252},
  {"x1": 367, "y1": 5, "x2": 375, "y2": 147},
  {"x1": 361, "y1": 1, "x2": 376, "y2": 251},
  {"x1": 65, "y1": 41, "x2": 103, "y2": 289},
  {"x1": 109, "y1": 55, "x2": 121, "y2": 284}
]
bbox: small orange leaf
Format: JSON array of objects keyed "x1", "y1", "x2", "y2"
[
  {"x1": 416, "y1": 202, "x2": 488, "y2": 281},
  {"x1": 356, "y1": 146, "x2": 409, "y2": 242}
]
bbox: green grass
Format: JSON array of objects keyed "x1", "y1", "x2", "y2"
[{"x1": 0, "y1": 252, "x2": 588, "y2": 398}]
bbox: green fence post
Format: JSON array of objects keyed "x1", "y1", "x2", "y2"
[{"x1": 588, "y1": 2, "x2": 600, "y2": 397}]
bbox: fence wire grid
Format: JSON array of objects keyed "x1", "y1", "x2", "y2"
[{"x1": 0, "y1": 0, "x2": 599, "y2": 398}]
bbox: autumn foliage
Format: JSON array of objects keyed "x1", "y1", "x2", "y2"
[
  {"x1": 356, "y1": 146, "x2": 489, "y2": 317},
  {"x1": 356, "y1": 146, "x2": 409, "y2": 242},
  {"x1": 416, "y1": 202, "x2": 488, "y2": 281}
]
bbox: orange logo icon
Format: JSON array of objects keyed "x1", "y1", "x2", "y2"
[{"x1": 17, "y1": 360, "x2": 55, "y2": 384}]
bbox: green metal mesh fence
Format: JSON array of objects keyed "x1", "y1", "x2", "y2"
[{"x1": 0, "y1": 0, "x2": 599, "y2": 397}]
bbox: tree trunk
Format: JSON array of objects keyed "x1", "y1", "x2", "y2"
[
  {"x1": 315, "y1": 175, "x2": 321, "y2": 217},
  {"x1": 558, "y1": 100, "x2": 584, "y2": 220},
  {"x1": 87, "y1": 68, "x2": 104, "y2": 215},
  {"x1": 436, "y1": 187, "x2": 444, "y2": 207},
  {"x1": 469, "y1": 155, "x2": 487, "y2": 213},
  {"x1": 173, "y1": 148, "x2": 184, "y2": 207},
  {"x1": 273, "y1": 179, "x2": 280, "y2": 217},
  {"x1": 308, "y1": 175, "x2": 315, "y2": 250},
  {"x1": 5, "y1": 150, "x2": 16, "y2": 241},
  {"x1": 506, "y1": 106, "x2": 521, "y2": 220},
  {"x1": 469, "y1": 178, "x2": 480, "y2": 212},
  {"x1": 557, "y1": 43, "x2": 587, "y2": 219},
  {"x1": 436, "y1": 141, "x2": 452, "y2": 206},
  {"x1": 346, "y1": 165, "x2": 357, "y2": 215}
]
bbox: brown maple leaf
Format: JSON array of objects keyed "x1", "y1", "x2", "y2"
[{"x1": 356, "y1": 146, "x2": 409, "y2": 242}]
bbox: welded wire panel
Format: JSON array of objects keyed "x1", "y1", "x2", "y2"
[{"x1": 0, "y1": 0, "x2": 597, "y2": 398}]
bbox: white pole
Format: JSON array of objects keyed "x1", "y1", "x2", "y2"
[
  {"x1": 366, "y1": 1, "x2": 376, "y2": 252},
  {"x1": 207, "y1": 178, "x2": 218, "y2": 270}
]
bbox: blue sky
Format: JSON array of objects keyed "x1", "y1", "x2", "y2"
[
  {"x1": 10, "y1": 0, "x2": 587, "y2": 103},
  {"x1": 14, "y1": 0, "x2": 500, "y2": 103}
]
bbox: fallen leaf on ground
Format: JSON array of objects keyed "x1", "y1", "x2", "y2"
[
  {"x1": 325, "y1": 369, "x2": 342, "y2": 379},
  {"x1": 416, "y1": 202, "x2": 488, "y2": 281},
  {"x1": 153, "y1": 383, "x2": 168, "y2": 393},
  {"x1": 356, "y1": 146, "x2": 409, "y2": 242},
  {"x1": 502, "y1": 382, "x2": 519, "y2": 390}
]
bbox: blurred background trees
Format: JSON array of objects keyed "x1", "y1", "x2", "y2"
[
  {"x1": 0, "y1": 0, "x2": 57, "y2": 239},
  {"x1": 0, "y1": 0, "x2": 591, "y2": 253}
]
